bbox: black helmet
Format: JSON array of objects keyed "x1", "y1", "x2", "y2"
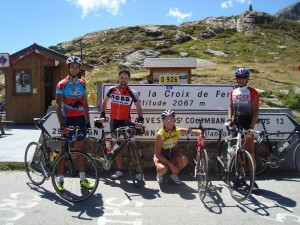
[{"x1": 161, "y1": 109, "x2": 175, "y2": 120}]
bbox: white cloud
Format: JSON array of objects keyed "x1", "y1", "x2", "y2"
[
  {"x1": 221, "y1": 1, "x2": 233, "y2": 9},
  {"x1": 168, "y1": 8, "x2": 192, "y2": 22},
  {"x1": 66, "y1": 0, "x2": 127, "y2": 18},
  {"x1": 221, "y1": 0, "x2": 251, "y2": 9}
]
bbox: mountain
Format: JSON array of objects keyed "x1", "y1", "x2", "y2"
[
  {"x1": 49, "y1": 10, "x2": 300, "y2": 68},
  {"x1": 275, "y1": 2, "x2": 300, "y2": 21}
]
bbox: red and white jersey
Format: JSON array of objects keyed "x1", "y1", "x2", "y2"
[
  {"x1": 230, "y1": 86, "x2": 259, "y2": 121},
  {"x1": 106, "y1": 85, "x2": 140, "y2": 120}
]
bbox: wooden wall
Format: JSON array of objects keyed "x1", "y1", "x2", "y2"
[{"x1": 5, "y1": 53, "x2": 67, "y2": 124}]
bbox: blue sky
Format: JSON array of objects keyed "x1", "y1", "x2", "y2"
[{"x1": 1, "y1": 0, "x2": 299, "y2": 54}]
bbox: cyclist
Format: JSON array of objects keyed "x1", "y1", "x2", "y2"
[
  {"x1": 98, "y1": 69, "x2": 144, "y2": 180},
  {"x1": 55, "y1": 56, "x2": 93, "y2": 191},
  {"x1": 154, "y1": 110, "x2": 201, "y2": 184},
  {"x1": 227, "y1": 68, "x2": 259, "y2": 193}
]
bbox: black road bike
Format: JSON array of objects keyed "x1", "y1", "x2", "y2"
[
  {"x1": 24, "y1": 118, "x2": 99, "y2": 202},
  {"x1": 88, "y1": 119, "x2": 145, "y2": 187},
  {"x1": 254, "y1": 119, "x2": 300, "y2": 175}
]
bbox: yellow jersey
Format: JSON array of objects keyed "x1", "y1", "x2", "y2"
[{"x1": 158, "y1": 126, "x2": 181, "y2": 150}]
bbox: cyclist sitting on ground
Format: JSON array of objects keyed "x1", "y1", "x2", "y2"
[
  {"x1": 227, "y1": 68, "x2": 260, "y2": 193},
  {"x1": 154, "y1": 110, "x2": 201, "y2": 184},
  {"x1": 98, "y1": 69, "x2": 144, "y2": 181},
  {"x1": 55, "y1": 56, "x2": 93, "y2": 191}
]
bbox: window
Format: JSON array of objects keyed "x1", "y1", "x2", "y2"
[{"x1": 14, "y1": 70, "x2": 31, "y2": 94}]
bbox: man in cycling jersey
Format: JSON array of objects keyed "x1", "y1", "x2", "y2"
[
  {"x1": 154, "y1": 110, "x2": 201, "y2": 184},
  {"x1": 227, "y1": 68, "x2": 260, "y2": 193},
  {"x1": 55, "y1": 56, "x2": 93, "y2": 191},
  {"x1": 99, "y1": 70, "x2": 144, "y2": 180}
]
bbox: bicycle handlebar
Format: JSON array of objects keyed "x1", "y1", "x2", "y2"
[
  {"x1": 187, "y1": 127, "x2": 222, "y2": 142},
  {"x1": 225, "y1": 123, "x2": 264, "y2": 142}
]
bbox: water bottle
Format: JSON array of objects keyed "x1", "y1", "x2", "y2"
[
  {"x1": 50, "y1": 149, "x2": 59, "y2": 161},
  {"x1": 278, "y1": 141, "x2": 290, "y2": 153},
  {"x1": 105, "y1": 140, "x2": 112, "y2": 154},
  {"x1": 111, "y1": 142, "x2": 120, "y2": 154}
]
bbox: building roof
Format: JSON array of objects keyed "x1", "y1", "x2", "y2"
[
  {"x1": 10, "y1": 43, "x2": 94, "y2": 71},
  {"x1": 144, "y1": 58, "x2": 197, "y2": 68}
]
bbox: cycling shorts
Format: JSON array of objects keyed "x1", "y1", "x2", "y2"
[{"x1": 65, "y1": 115, "x2": 87, "y2": 141}]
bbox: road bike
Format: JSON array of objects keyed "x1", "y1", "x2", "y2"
[
  {"x1": 88, "y1": 119, "x2": 145, "y2": 187},
  {"x1": 217, "y1": 124, "x2": 263, "y2": 202},
  {"x1": 187, "y1": 121, "x2": 222, "y2": 201},
  {"x1": 254, "y1": 119, "x2": 300, "y2": 175},
  {"x1": 24, "y1": 118, "x2": 99, "y2": 202}
]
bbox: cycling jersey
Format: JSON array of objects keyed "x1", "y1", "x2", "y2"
[
  {"x1": 106, "y1": 85, "x2": 140, "y2": 120},
  {"x1": 230, "y1": 85, "x2": 259, "y2": 128},
  {"x1": 56, "y1": 76, "x2": 86, "y2": 117},
  {"x1": 154, "y1": 126, "x2": 180, "y2": 159}
]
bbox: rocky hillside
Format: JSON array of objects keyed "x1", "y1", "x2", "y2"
[
  {"x1": 275, "y1": 2, "x2": 300, "y2": 21},
  {"x1": 49, "y1": 10, "x2": 300, "y2": 68}
]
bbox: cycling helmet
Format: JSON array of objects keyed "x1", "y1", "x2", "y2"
[
  {"x1": 66, "y1": 56, "x2": 82, "y2": 65},
  {"x1": 235, "y1": 68, "x2": 250, "y2": 77},
  {"x1": 161, "y1": 109, "x2": 175, "y2": 120}
]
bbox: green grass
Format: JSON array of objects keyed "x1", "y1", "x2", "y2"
[{"x1": 0, "y1": 162, "x2": 25, "y2": 171}]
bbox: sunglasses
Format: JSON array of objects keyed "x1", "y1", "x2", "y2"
[
  {"x1": 236, "y1": 76, "x2": 248, "y2": 80},
  {"x1": 164, "y1": 119, "x2": 175, "y2": 123}
]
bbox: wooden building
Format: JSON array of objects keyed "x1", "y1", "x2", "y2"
[
  {"x1": 3, "y1": 43, "x2": 93, "y2": 124},
  {"x1": 143, "y1": 58, "x2": 197, "y2": 84}
]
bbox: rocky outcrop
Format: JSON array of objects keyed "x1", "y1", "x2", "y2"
[
  {"x1": 118, "y1": 49, "x2": 160, "y2": 70},
  {"x1": 275, "y1": 2, "x2": 300, "y2": 21}
]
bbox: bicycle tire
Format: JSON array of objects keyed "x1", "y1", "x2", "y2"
[
  {"x1": 293, "y1": 142, "x2": 300, "y2": 174},
  {"x1": 228, "y1": 150, "x2": 254, "y2": 202},
  {"x1": 24, "y1": 142, "x2": 47, "y2": 186},
  {"x1": 254, "y1": 142, "x2": 270, "y2": 175},
  {"x1": 197, "y1": 148, "x2": 209, "y2": 201},
  {"x1": 51, "y1": 150, "x2": 99, "y2": 202},
  {"x1": 217, "y1": 139, "x2": 229, "y2": 181},
  {"x1": 127, "y1": 143, "x2": 145, "y2": 187}
]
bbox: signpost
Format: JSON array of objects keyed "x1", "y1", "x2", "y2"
[
  {"x1": 42, "y1": 111, "x2": 299, "y2": 141},
  {"x1": 98, "y1": 84, "x2": 234, "y2": 111}
]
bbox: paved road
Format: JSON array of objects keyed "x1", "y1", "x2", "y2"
[
  {"x1": 0, "y1": 171, "x2": 300, "y2": 225},
  {"x1": 0, "y1": 125, "x2": 40, "y2": 162}
]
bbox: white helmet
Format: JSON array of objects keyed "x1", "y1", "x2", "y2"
[{"x1": 66, "y1": 56, "x2": 82, "y2": 65}]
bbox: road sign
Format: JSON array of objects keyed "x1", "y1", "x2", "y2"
[
  {"x1": 42, "y1": 111, "x2": 299, "y2": 141},
  {"x1": 0, "y1": 53, "x2": 9, "y2": 68},
  {"x1": 98, "y1": 84, "x2": 234, "y2": 111}
]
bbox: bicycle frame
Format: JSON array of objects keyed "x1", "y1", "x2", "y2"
[{"x1": 257, "y1": 119, "x2": 300, "y2": 157}]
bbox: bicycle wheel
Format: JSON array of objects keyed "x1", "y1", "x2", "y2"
[
  {"x1": 254, "y1": 142, "x2": 269, "y2": 175},
  {"x1": 228, "y1": 150, "x2": 254, "y2": 202},
  {"x1": 293, "y1": 142, "x2": 300, "y2": 174},
  {"x1": 217, "y1": 139, "x2": 230, "y2": 181},
  {"x1": 24, "y1": 142, "x2": 47, "y2": 186},
  {"x1": 197, "y1": 148, "x2": 208, "y2": 201},
  {"x1": 51, "y1": 150, "x2": 99, "y2": 202},
  {"x1": 127, "y1": 143, "x2": 144, "y2": 187}
]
